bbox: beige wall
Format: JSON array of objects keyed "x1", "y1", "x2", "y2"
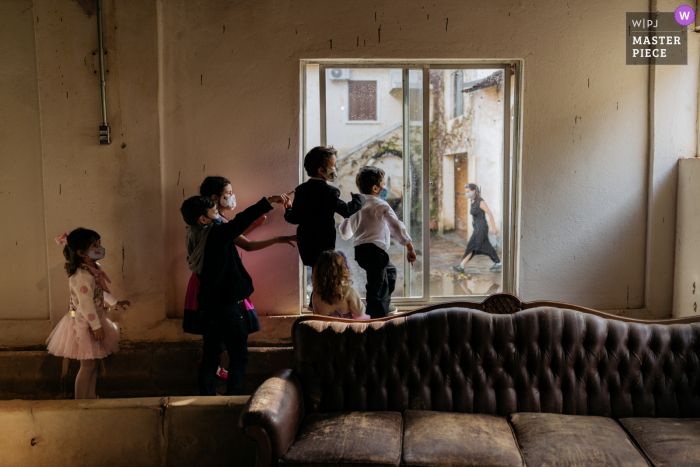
[
  {"x1": 673, "y1": 157, "x2": 700, "y2": 318},
  {"x1": 0, "y1": 0, "x2": 49, "y2": 320},
  {"x1": 1, "y1": 0, "x2": 698, "y2": 346}
]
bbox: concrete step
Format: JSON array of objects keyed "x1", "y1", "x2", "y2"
[
  {"x1": 0, "y1": 395, "x2": 256, "y2": 467},
  {"x1": 0, "y1": 342, "x2": 294, "y2": 400}
]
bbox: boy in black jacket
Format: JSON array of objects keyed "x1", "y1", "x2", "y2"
[
  {"x1": 181, "y1": 192, "x2": 291, "y2": 395},
  {"x1": 284, "y1": 146, "x2": 365, "y2": 278}
]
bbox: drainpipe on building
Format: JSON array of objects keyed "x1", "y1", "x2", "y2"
[{"x1": 97, "y1": 0, "x2": 110, "y2": 145}]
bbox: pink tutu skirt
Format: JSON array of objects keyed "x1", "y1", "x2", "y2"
[{"x1": 46, "y1": 310, "x2": 120, "y2": 360}]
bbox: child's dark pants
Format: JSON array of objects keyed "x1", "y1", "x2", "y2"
[
  {"x1": 199, "y1": 304, "x2": 249, "y2": 395},
  {"x1": 354, "y1": 243, "x2": 397, "y2": 319}
]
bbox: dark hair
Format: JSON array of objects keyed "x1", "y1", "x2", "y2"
[
  {"x1": 304, "y1": 146, "x2": 337, "y2": 178},
  {"x1": 181, "y1": 196, "x2": 216, "y2": 226},
  {"x1": 199, "y1": 176, "x2": 230, "y2": 198},
  {"x1": 465, "y1": 183, "x2": 482, "y2": 205},
  {"x1": 312, "y1": 250, "x2": 353, "y2": 304},
  {"x1": 63, "y1": 228, "x2": 101, "y2": 277},
  {"x1": 356, "y1": 166, "x2": 385, "y2": 194}
]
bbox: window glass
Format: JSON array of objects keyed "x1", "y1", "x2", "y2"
[
  {"x1": 302, "y1": 63, "x2": 517, "y2": 306},
  {"x1": 429, "y1": 69, "x2": 505, "y2": 297},
  {"x1": 325, "y1": 68, "x2": 406, "y2": 299}
]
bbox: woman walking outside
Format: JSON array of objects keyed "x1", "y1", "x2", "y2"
[{"x1": 452, "y1": 184, "x2": 502, "y2": 273}]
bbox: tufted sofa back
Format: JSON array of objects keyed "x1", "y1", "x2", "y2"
[{"x1": 293, "y1": 307, "x2": 700, "y2": 418}]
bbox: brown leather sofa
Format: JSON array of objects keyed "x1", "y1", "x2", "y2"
[{"x1": 240, "y1": 294, "x2": 700, "y2": 466}]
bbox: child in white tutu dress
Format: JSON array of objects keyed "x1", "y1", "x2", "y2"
[{"x1": 47, "y1": 228, "x2": 130, "y2": 399}]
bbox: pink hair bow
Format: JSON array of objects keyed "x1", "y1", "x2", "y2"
[{"x1": 54, "y1": 230, "x2": 72, "y2": 246}]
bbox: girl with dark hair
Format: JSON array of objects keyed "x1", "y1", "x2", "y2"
[
  {"x1": 47, "y1": 228, "x2": 130, "y2": 399},
  {"x1": 452, "y1": 184, "x2": 502, "y2": 273},
  {"x1": 184, "y1": 176, "x2": 297, "y2": 380}
]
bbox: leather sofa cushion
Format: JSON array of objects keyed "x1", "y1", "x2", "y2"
[
  {"x1": 402, "y1": 410, "x2": 524, "y2": 467},
  {"x1": 510, "y1": 413, "x2": 649, "y2": 467},
  {"x1": 279, "y1": 412, "x2": 402, "y2": 466},
  {"x1": 620, "y1": 418, "x2": 700, "y2": 467}
]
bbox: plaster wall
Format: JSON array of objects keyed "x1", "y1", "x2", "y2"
[
  {"x1": 0, "y1": 0, "x2": 49, "y2": 320},
  {"x1": 673, "y1": 157, "x2": 700, "y2": 318},
  {"x1": 0, "y1": 0, "x2": 697, "y2": 345},
  {"x1": 26, "y1": 0, "x2": 184, "y2": 342}
]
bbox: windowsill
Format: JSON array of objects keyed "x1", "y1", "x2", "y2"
[{"x1": 345, "y1": 120, "x2": 382, "y2": 125}]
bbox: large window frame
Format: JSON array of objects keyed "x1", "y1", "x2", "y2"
[{"x1": 299, "y1": 59, "x2": 524, "y2": 308}]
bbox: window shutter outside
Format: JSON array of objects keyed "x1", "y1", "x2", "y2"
[{"x1": 349, "y1": 81, "x2": 377, "y2": 120}]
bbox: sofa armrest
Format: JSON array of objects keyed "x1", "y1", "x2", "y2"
[{"x1": 240, "y1": 369, "x2": 305, "y2": 467}]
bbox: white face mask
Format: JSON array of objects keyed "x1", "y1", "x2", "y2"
[
  {"x1": 87, "y1": 246, "x2": 106, "y2": 260},
  {"x1": 220, "y1": 194, "x2": 236, "y2": 209},
  {"x1": 322, "y1": 167, "x2": 338, "y2": 182},
  {"x1": 465, "y1": 192, "x2": 474, "y2": 199}
]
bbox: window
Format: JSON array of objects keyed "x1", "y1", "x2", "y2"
[
  {"x1": 302, "y1": 61, "x2": 521, "y2": 307},
  {"x1": 452, "y1": 71, "x2": 464, "y2": 118},
  {"x1": 348, "y1": 80, "x2": 377, "y2": 121}
]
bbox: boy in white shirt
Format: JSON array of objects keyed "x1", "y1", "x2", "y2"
[{"x1": 340, "y1": 166, "x2": 417, "y2": 318}]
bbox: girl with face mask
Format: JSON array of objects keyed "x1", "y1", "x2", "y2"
[
  {"x1": 47, "y1": 228, "x2": 131, "y2": 399},
  {"x1": 452, "y1": 184, "x2": 502, "y2": 273},
  {"x1": 183, "y1": 176, "x2": 298, "y2": 380}
]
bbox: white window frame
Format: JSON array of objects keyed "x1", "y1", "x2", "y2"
[{"x1": 300, "y1": 59, "x2": 524, "y2": 309}]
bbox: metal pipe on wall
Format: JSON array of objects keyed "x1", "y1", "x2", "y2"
[{"x1": 97, "y1": 0, "x2": 110, "y2": 144}]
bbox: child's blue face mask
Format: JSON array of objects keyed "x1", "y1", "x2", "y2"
[
  {"x1": 208, "y1": 216, "x2": 223, "y2": 226},
  {"x1": 379, "y1": 188, "x2": 389, "y2": 201}
]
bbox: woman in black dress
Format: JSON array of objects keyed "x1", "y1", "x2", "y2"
[{"x1": 452, "y1": 184, "x2": 502, "y2": 273}]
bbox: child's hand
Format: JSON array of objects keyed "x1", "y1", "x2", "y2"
[
  {"x1": 277, "y1": 235, "x2": 299, "y2": 247},
  {"x1": 406, "y1": 243, "x2": 417, "y2": 266},
  {"x1": 115, "y1": 300, "x2": 131, "y2": 310},
  {"x1": 93, "y1": 328, "x2": 106, "y2": 341},
  {"x1": 283, "y1": 190, "x2": 295, "y2": 209},
  {"x1": 268, "y1": 190, "x2": 295, "y2": 208}
]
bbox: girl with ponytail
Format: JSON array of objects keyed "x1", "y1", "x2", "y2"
[{"x1": 47, "y1": 228, "x2": 130, "y2": 399}]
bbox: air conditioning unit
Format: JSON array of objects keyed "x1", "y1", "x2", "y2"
[
  {"x1": 328, "y1": 68, "x2": 351, "y2": 80},
  {"x1": 390, "y1": 69, "x2": 421, "y2": 90}
]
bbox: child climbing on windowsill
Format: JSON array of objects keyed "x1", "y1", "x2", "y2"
[{"x1": 339, "y1": 166, "x2": 416, "y2": 319}]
